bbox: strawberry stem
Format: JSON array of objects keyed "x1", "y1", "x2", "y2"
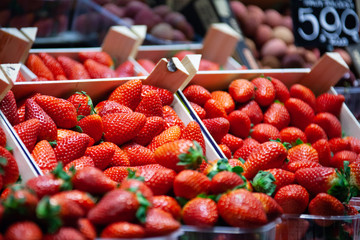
[{"x1": 251, "y1": 171, "x2": 277, "y2": 196}]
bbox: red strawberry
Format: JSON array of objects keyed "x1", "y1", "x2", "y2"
[
  {"x1": 263, "y1": 102, "x2": 290, "y2": 130},
  {"x1": 211, "y1": 91, "x2": 235, "y2": 114},
  {"x1": 52, "y1": 190, "x2": 96, "y2": 214},
  {"x1": 344, "y1": 136, "x2": 360, "y2": 154},
  {"x1": 312, "y1": 139, "x2": 332, "y2": 167},
  {"x1": 147, "y1": 125, "x2": 181, "y2": 152},
  {"x1": 103, "y1": 166, "x2": 137, "y2": 183},
  {"x1": 120, "y1": 178, "x2": 153, "y2": 203},
  {"x1": 238, "y1": 100, "x2": 263, "y2": 125},
  {"x1": 53, "y1": 133, "x2": 90, "y2": 165},
  {"x1": 181, "y1": 121, "x2": 206, "y2": 154},
  {"x1": 152, "y1": 195, "x2": 181, "y2": 220},
  {"x1": 204, "y1": 98, "x2": 227, "y2": 119},
  {"x1": 84, "y1": 142, "x2": 115, "y2": 170},
  {"x1": 217, "y1": 189, "x2": 267, "y2": 227},
  {"x1": 183, "y1": 85, "x2": 212, "y2": 107},
  {"x1": 252, "y1": 77, "x2": 275, "y2": 107},
  {"x1": 72, "y1": 167, "x2": 116, "y2": 195},
  {"x1": 286, "y1": 160, "x2": 322, "y2": 173},
  {"x1": 77, "y1": 114, "x2": 103, "y2": 144},
  {"x1": 122, "y1": 142, "x2": 156, "y2": 166},
  {"x1": 189, "y1": 102, "x2": 206, "y2": 119},
  {"x1": 173, "y1": 170, "x2": 210, "y2": 199},
  {"x1": 64, "y1": 156, "x2": 94, "y2": 172},
  {"x1": 199, "y1": 59, "x2": 220, "y2": 71},
  {"x1": 263, "y1": 168, "x2": 295, "y2": 193},
  {"x1": 137, "y1": 58, "x2": 156, "y2": 73},
  {"x1": 84, "y1": 59, "x2": 116, "y2": 79},
  {"x1": 16, "y1": 71, "x2": 27, "y2": 82},
  {"x1": 287, "y1": 143, "x2": 319, "y2": 164},
  {"x1": 276, "y1": 218, "x2": 309, "y2": 240},
  {"x1": 210, "y1": 170, "x2": 245, "y2": 194},
  {"x1": 26, "y1": 54, "x2": 54, "y2": 80},
  {"x1": 182, "y1": 197, "x2": 218, "y2": 227},
  {"x1": 313, "y1": 112, "x2": 342, "y2": 139},
  {"x1": 135, "y1": 90, "x2": 163, "y2": 117},
  {"x1": 26, "y1": 173, "x2": 65, "y2": 199},
  {"x1": 43, "y1": 227, "x2": 85, "y2": 240},
  {"x1": 35, "y1": 95, "x2": 77, "y2": 129},
  {"x1": 289, "y1": 84, "x2": 316, "y2": 110},
  {"x1": 143, "y1": 208, "x2": 180, "y2": 237},
  {"x1": 228, "y1": 110, "x2": 251, "y2": 139},
  {"x1": 285, "y1": 98, "x2": 315, "y2": 131},
  {"x1": 4, "y1": 221, "x2": 43, "y2": 240},
  {"x1": 220, "y1": 133, "x2": 243, "y2": 153},
  {"x1": 78, "y1": 51, "x2": 114, "y2": 67},
  {"x1": 13, "y1": 118, "x2": 40, "y2": 152},
  {"x1": 141, "y1": 85, "x2": 174, "y2": 106},
  {"x1": 250, "y1": 123, "x2": 281, "y2": 143},
  {"x1": 38, "y1": 52, "x2": 66, "y2": 79},
  {"x1": 17, "y1": 103, "x2": 26, "y2": 123},
  {"x1": 233, "y1": 138, "x2": 260, "y2": 161},
  {"x1": 202, "y1": 117, "x2": 230, "y2": 143},
  {"x1": 2, "y1": 186, "x2": 38, "y2": 216},
  {"x1": 219, "y1": 144, "x2": 232, "y2": 158},
  {"x1": 102, "y1": 142, "x2": 130, "y2": 167},
  {"x1": 162, "y1": 105, "x2": 185, "y2": 130},
  {"x1": 201, "y1": 158, "x2": 244, "y2": 176},
  {"x1": 304, "y1": 123, "x2": 327, "y2": 144},
  {"x1": 77, "y1": 218, "x2": 97, "y2": 240},
  {"x1": 101, "y1": 222, "x2": 145, "y2": 238},
  {"x1": 274, "y1": 184, "x2": 309, "y2": 214},
  {"x1": 108, "y1": 79, "x2": 142, "y2": 111},
  {"x1": 115, "y1": 60, "x2": 135, "y2": 77},
  {"x1": 329, "y1": 137, "x2": 351, "y2": 153},
  {"x1": 316, "y1": 93, "x2": 345, "y2": 117},
  {"x1": 279, "y1": 127, "x2": 307, "y2": 145},
  {"x1": 228, "y1": 79, "x2": 255, "y2": 103},
  {"x1": 349, "y1": 161, "x2": 360, "y2": 194},
  {"x1": 331, "y1": 150, "x2": 357, "y2": 169},
  {"x1": 25, "y1": 98, "x2": 57, "y2": 141},
  {"x1": 67, "y1": 92, "x2": 93, "y2": 117},
  {"x1": 271, "y1": 77, "x2": 290, "y2": 103},
  {"x1": 102, "y1": 112, "x2": 146, "y2": 146},
  {"x1": 252, "y1": 192, "x2": 283, "y2": 220},
  {"x1": 0, "y1": 90, "x2": 20, "y2": 126},
  {"x1": 31, "y1": 140, "x2": 57, "y2": 174},
  {"x1": 57, "y1": 56, "x2": 90, "y2": 80},
  {"x1": 243, "y1": 141, "x2": 287, "y2": 179},
  {"x1": 0, "y1": 126, "x2": 6, "y2": 147},
  {"x1": 96, "y1": 100, "x2": 133, "y2": 117}
]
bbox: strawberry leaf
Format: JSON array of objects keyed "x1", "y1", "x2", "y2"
[
  {"x1": 48, "y1": 140, "x2": 57, "y2": 148},
  {"x1": 176, "y1": 197, "x2": 188, "y2": 207},
  {"x1": 238, "y1": 158, "x2": 245, "y2": 164},
  {"x1": 36, "y1": 196, "x2": 62, "y2": 233},
  {"x1": 177, "y1": 141, "x2": 207, "y2": 170},
  {"x1": 251, "y1": 171, "x2": 276, "y2": 196},
  {"x1": 328, "y1": 170, "x2": 350, "y2": 203},
  {"x1": 51, "y1": 163, "x2": 73, "y2": 191},
  {"x1": 74, "y1": 125, "x2": 83, "y2": 133},
  {"x1": 135, "y1": 192, "x2": 151, "y2": 224},
  {"x1": 5, "y1": 146, "x2": 12, "y2": 153},
  {"x1": 77, "y1": 91, "x2": 96, "y2": 115},
  {"x1": 0, "y1": 156, "x2": 6, "y2": 175}
]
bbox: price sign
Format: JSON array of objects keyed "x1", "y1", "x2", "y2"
[{"x1": 291, "y1": 0, "x2": 360, "y2": 47}]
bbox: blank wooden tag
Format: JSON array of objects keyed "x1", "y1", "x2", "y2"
[{"x1": 0, "y1": 28, "x2": 33, "y2": 64}]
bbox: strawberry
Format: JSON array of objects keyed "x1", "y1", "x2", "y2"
[
  {"x1": 313, "y1": 112, "x2": 342, "y2": 139},
  {"x1": 210, "y1": 170, "x2": 245, "y2": 194},
  {"x1": 204, "y1": 98, "x2": 227, "y2": 119},
  {"x1": 120, "y1": 177, "x2": 153, "y2": 203},
  {"x1": 103, "y1": 166, "x2": 137, "y2": 183},
  {"x1": 31, "y1": 140, "x2": 57, "y2": 174},
  {"x1": 38, "y1": 52, "x2": 66, "y2": 79},
  {"x1": 328, "y1": 137, "x2": 351, "y2": 153},
  {"x1": 344, "y1": 204, "x2": 359, "y2": 215},
  {"x1": 309, "y1": 193, "x2": 345, "y2": 216},
  {"x1": 35, "y1": 95, "x2": 78, "y2": 129},
  {"x1": 137, "y1": 58, "x2": 156, "y2": 73},
  {"x1": 182, "y1": 197, "x2": 218, "y2": 227},
  {"x1": 220, "y1": 133, "x2": 243, "y2": 153},
  {"x1": 26, "y1": 54, "x2": 54, "y2": 80},
  {"x1": 263, "y1": 168, "x2": 295, "y2": 193},
  {"x1": 115, "y1": 60, "x2": 135, "y2": 77},
  {"x1": 84, "y1": 59, "x2": 116, "y2": 79},
  {"x1": 102, "y1": 112, "x2": 146, "y2": 146},
  {"x1": 316, "y1": 93, "x2": 345, "y2": 117},
  {"x1": 136, "y1": 166, "x2": 176, "y2": 195},
  {"x1": 77, "y1": 218, "x2": 97, "y2": 240},
  {"x1": 17, "y1": 103, "x2": 26, "y2": 123},
  {"x1": 152, "y1": 195, "x2": 181, "y2": 220},
  {"x1": 0, "y1": 126, "x2": 6, "y2": 147},
  {"x1": 263, "y1": 102, "x2": 290, "y2": 130},
  {"x1": 43, "y1": 227, "x2": 85, "y2": 240},
  {"x1": 87, "y1": 189, "x2": 139, "y2": 225},
  {"x1": 135, "y1": 90, "x2": 163, "y2": 117},
  {"x1": 122, "y1": 142, "x2": 156, "y2": 166},
  {"x1": 64, "y1": 156, "x2": 94, "y2": 172},
  {"x1": 285, "y1": 160, "x2": 322, "y2": 173},
  {"x1": 252, "y1": 77, "x2": 275, "y2": 107},
  {"x1": 344, "y1": 136, "x2": 360, "y2": 154},
  {"x1": 228, "y1": 79, "x2": 255, "y2": 103},
  {"x1": 16, "y1": 71, "x2": 27, "y2": 82},
  {"x1": 201, "y1": 158, "x2": 244, "y2": 177},
  {"x1": 238, "y1": 100, "x2": 263, "y2": 125},
  {"x1": 274, "y1": 184, "x2": 309, "y2": 214},
  {"x1": 211, "y1": 91, "x2": 235, "y2": 114},
  {"x1": 270, "y1": 77, "x2": 290, "y2": 103},
  {"x1": 77, "y1": 114, "x2": 103, "y2": 144},
  {"x1": 285, "y1": 98, "x2": 315, "y2": 131},
  {"x1": 162, "y1": 105, "x2": 185, "y2": 130},
  {"x1": 189, "y1": 102, "x2": 206, "y2": 119},
  {"x1": 217, "y1": 189, "x2": 267, "y2": 227},
  {"x1": 252, "y1": 192, "x2": 283, "y2": 220},
  {"x1": 228, "y1": 110, "x2": 251, "y2": 139},
  {"x1": 289, "y1": 84, "x2": 316, "y2": 110},
  {"x1": 173, "y1": 170, "x2": 210, "y2": 199},
  {"x1": 53, "y1": 133, "x2": 90, "y2": 165},
  {"x1": 101, "y1": 222, "x2": 145, "y2": 238},
  {"x1": 143, "y1": 208, "x2": 180, "y2": 237},
  {"x1": 331, "y1": 150, "x2": 357, "y2": 169},
  {"x1": 78, "y1": 51, "x2": 114, "y2": 67},
  {"x1": 233, "y1": 138, "x2": 260, "y2": 161},
  {"x1": 84, "y1": 142, "x2": 115, "y2": 170},
  {"x1": 243, "y1": 141, "x2": 287, "y2": 179},
  {"x1": 2, "y1": 185, "x2": 39, "y2": 217},
  {"x1": 4, "y1": 221, "x2": 43, "y2": 240},
  {"x1": 181, "y1": 121, "x2": 206, "y2": 154},
  {"x1": 349, "y1": 161, "x2": 360, "y2": 194},
  {"x1": 141, "y1": 85, "x2": 174, "y2": 106},
  {"x1": 312, "y1": 139, "x2": 332, "y2": 167},
  {"x1": 202, "y1": 117, "x2": 230, "y2": 143},
  {"x1": 287, "y1": 143, "x2": 319, "y2": 164},
  {"x1": 199, "y1": 59, "x2": 220, "y2": 71},
  {"x1": 67, "y1": 92, "x2": 93, "y2": 117},
  {"x1": 219, "y1": 144, "x2": 232, "y2": 158},
  {"x1": 72, "y1": 167, "x2": 116, "y2": 195},
  {"x1": 182, "y1": 85, "x2": 212, "y2": 107},
  {"x1": 279, "y1": 127, "x2": 307, "y2": 145},
  {"x1": 57, "y1": 56, "x2": 90, "y2": 80},
  {"x1": 252, "y1": 170, "x2": 288, "y2": 196},
  {"x1": 25, "y1": 98, "x2": 57, "y2": 141},
  {"x1": 108, "y1": 79, "x2": 142, "y2": 111},
  {"x1": 0, "y1": 90, "x2": 20, "y2": 126},
  {"x1": 295, "y1": 167, "x2": 350, "y2": 201},
  {"x1": 51, "y1": 190, "x2": 96, "y2": 214},
  {"x1": 304, "y1": 123, "x2": 327, "y2": 144},
  {"x1": 147, "y1": 125, "x2": 181, "y2": 152},
  {"x1": 275, "y1": 218, "x2": 309, "y2": 240},
  {"x1": 13, "y1": 118, "x2": 40, "y2": 152},
  {"x1": 102, "y1": 142, "x2": 130, "y2": 167},
  {"x1": 96, "y1": 100, "x2": 133, "y2": 117},
  {"x1": 250, "y1": 123, "x2": 281, "y2": 143}
]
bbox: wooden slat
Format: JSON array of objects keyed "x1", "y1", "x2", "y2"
[{"x1": 0, "y1": 28, "x2": 33, "y2": 64}]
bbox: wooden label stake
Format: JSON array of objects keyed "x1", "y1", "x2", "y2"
[
  {"x1": 179, "y1": 54, "x2": 201, "y2": 90},
  {"x1": 0, "y1": 63, "x2": 20, "y2": 101}
]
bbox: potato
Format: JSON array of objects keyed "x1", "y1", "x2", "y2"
[
  {"x1": 230, "y1": 1, "x2": 247, "y2": 23},
  {"x1": 247, "y1": 4, "x2": 265, "y2": 23},
  {"x1": 273, "y1": 26, "x2": 294, "y2": 45},
  {"x1": 281, "y1": 15, "x2": 293, "y2": 31},
  {"x1": 281, "y1": 53, "x2": 306, "y2": 68},
  {"x1": 303, "y1": 50, "x2": 318, "y2": 64},
  {"x1": 255, "y1": 24, "x2": 273, "y2": 47},
  {"x1": 150, "y1": 23, "x2": 174, "y2": 41},
  {"x1": 261, "y1": 38, "x2": 287, "y2": 58},
  {"x1": 261, "y1": 55, "x2": 281, "y2": 68},
  {"x1": 264, "y1": 9, "x2": 283, "y2": 28},
  {"x1": 241, "y1": 11, "x2": 262, "y2": 37}
]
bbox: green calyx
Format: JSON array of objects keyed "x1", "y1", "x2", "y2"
[
  {"x1": 76, "y1": 91, "x2": 96, "y2": 115},
  {"x1": 127, "y1": 168, "x2": 145, "y2": 182},
  {"x1": 207, "y1": 158, "x2": 245, "y2": 182},
  {"x1": 135, "y1": 192, "x2": 152, "y2": 224},
  {"x1": 328, "y1": 166, "x2": 351, "y2": 203},
  {"x1": 177, "y1": 141, "x2": 207, "y2": 170},
  {"x1": 0, "y1": 156, "x2": 7, "y2": 175},
  {"x1": 251, "y1": 171, "x2": 277, "y2": 196},
  {"x1": 51, "y1": 163, "x2": 73, "y2": 191},
  {"x1": 36, "y1": 196, "x2": 62, "y2": 233}
]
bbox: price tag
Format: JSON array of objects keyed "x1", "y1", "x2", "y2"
[{"x1": 291, "y1": 0, "x2": 360, "y2": 47}]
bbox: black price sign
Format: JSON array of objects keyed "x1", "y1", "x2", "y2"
[{"x1": 291, "y1": 0, "x2": 360, "y2": 47}]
